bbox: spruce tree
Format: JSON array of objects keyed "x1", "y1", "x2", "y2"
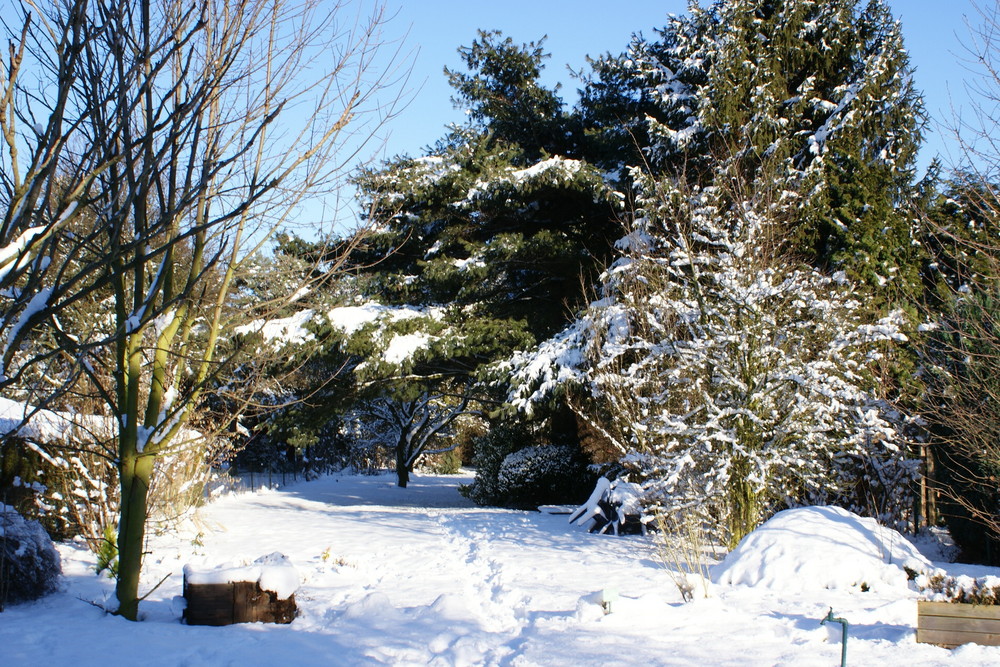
[{"x1": 509, "y1": 174, "x2": 915, "y2": 546}]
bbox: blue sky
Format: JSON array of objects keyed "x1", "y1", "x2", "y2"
[{"x1": 372, "y1": 0, "x2": 980, "y2": 173}]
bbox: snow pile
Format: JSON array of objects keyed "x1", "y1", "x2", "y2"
[
  {"x1": 0, "y1": 504, "x2": 61, "y2": 604},
  {"x1": 183, "y1": 552, "x2": 299, "y2": 600},
  {"x1": 712, "y1": 506, "x2": 930, "y2": 592}
]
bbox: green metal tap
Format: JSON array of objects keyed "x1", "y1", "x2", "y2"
[{"x1": 821, "y1": 607, "x2": 849, "y2": 667}]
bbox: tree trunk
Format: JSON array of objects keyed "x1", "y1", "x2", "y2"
[
  {"x1": 116, "y1": 452, "x2": 155, "y2": 621},
  {"x1": 923, "y1": 441, "x2": 938, "y2": 527},
  {"x1": 395, "y1": 444, "x2": 409, "y2": 488}
]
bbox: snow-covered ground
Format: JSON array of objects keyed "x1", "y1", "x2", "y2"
[{"x1": 2, "y1": 471, "x2": 998, "y2": 666}]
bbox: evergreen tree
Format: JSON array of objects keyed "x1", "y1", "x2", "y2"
[
  {"x1": 506, "y1": 0, "x2": 927, "y2": 535},
  {"x1": 918, "y1": 175, "x2": 1000, "y2": 563},
  {"x1": 324, "y1": 32, "x2": 629, "y2": 486},
  {"x1": 509, "y1": 175, "x2": 915, "y2": 546},
  {"x1": 446, "y1": 30, "x2": 568, "y2": 160},
  {"x1": 624, "y1": 0, "x2": 925, "y2": 302}
]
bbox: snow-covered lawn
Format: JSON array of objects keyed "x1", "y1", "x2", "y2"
[{"x1": 2, "y1": 471, "x2": 998, "y2": 666}]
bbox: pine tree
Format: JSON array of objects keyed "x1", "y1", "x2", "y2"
[
  {"x1": 318, "y1": 33, "x2": 628, "y2": 485},
  {"x1": 506, "y1": 0, "x2": 928, "y2": 538},
  {"x1": 445, "y1": 30, "x2": 567, "y2": 161}
]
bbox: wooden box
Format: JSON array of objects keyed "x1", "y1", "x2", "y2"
[
  {"x1": 917, "y1": 600, "x2": 1000, "y2": 648},
  {"x1": 183, "y1": 579, "x2": 297, "y2": 626}
]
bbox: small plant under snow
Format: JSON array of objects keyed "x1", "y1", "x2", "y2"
[
  {"x1": 917, "y1": 570, "x2": 1000, "y2": 605},
  {"x1": 0, "y1": 504, "x2": 61, "y2": 606}
]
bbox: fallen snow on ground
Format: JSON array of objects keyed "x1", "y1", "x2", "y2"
[
  {"x1": 2, "y1": 472, "x2": 998, "y2": 666},
  {"x1": 713, "y1": 505, "x2": 932, "y2": 593}
]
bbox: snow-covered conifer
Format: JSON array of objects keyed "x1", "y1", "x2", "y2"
[
  {"x1": 625, "y1": 0, "x2": 925, "y2": 299},
  {"x1": 510, "y1": 175, "x2": 916, "y2": 546}
]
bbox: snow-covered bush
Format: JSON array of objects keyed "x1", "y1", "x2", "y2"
[
  {"x1": 1, "y1": 504, "x2": 61, "y2": 607},
  {"x1": 462, "y1": 423, "x2": 533, "y2": 506},
  {"x1": 917, "y1": 570, "x2": 1000, "y2": 605},
  {"x1": 713, "y1": 506, "x2": 930, "y2": 593},
  {"x1": 463, "y1": 424, "x2": 594, "y2": 508},
  {"x1": 496, "y1": 445, "x2": 595, "y2": 509},
  {"x1": 1, "y1": 398, "x2": 224, "y2": 553},
  {"x1": 509, "y1": 181, "x2": 917, "y2": 548}
]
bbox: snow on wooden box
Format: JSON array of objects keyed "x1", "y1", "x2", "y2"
[
  {"x1": 182, "y1": 553, "x2": 298, "y2": 626},
  {"x1": 916, "y1": 601, "x2": 1000, "y2": 648}
]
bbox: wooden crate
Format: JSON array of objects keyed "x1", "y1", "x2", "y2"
[
  {"x1": 917, "y1": 600, "x2": 1000, "y2": 648},
  {"x1": 183, "y1": 579, "x2": 296, "y2": 626}
]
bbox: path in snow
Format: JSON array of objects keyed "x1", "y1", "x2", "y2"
[{"x1": 1, "y1": 471, "x2": 999, "y2": 665}]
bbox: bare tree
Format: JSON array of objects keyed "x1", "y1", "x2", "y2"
[
  {"x1": 0, "y1": 0, "x2": 404, "y2": 619},
  {"x1": 918, "y1": 0, "x2": 1000, "y2": 563}
]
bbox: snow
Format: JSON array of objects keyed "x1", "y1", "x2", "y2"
[
  {"x1": 0, "y1": 396, "x2": 111, "y2": 443},
  {"x1": 326, "y1": 302, "x2": 440, "y2": 336},
  {"x1": 235, "y1": 302, "x2": 443, "y2": 350},
  {"x1": 0, "y1": 225, "x2": 47, "y2": 282},
  {"x1": 382, "y1": 332, "x2": 433, "y2": 364},
  {"x1": 183, "y1": 553, "x2": 299, "y2": 600},
  {"x1": 0, "y1": 397, "x2": 201, "y2": 473},
  {"x1": 713, "y1": 506, "x2": 931, "y2": 593},
  {"x1": 1, "y1": 472, "x2": 997, "y2": 665},
  {"x1": 1, "y1": 287, "x2": 52, "y2": 374},
  {"x1": 235, "y1": 309, "x2": 317, "y2": 345},
  {"x1": 508, "y1": 156, "x2": 584, "y2": 183},
  {"x1": 462, "y1": 156, "x2": 590, "y2": 203}
]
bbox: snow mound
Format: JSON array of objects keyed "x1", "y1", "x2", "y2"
[
  {"x1": 183, "y1": 552, "x2": 299, "y2": 600},
  {"x1": 712, "y1": 506, "x2": 930, "y2": 593}
]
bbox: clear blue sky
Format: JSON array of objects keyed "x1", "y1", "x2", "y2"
[{"x1": 373, "y1": 0, "x2": 981, "y2": 173}]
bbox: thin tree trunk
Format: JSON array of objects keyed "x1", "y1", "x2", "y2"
[{"x1": 116, "y1": 452, "x2": 154, "y2": 621}]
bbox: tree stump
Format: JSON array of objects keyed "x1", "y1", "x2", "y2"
[{"x1": 183, "y1": 578, "x2": 297, "y2": 626}]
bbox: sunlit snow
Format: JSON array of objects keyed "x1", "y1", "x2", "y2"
[{"x1": 2, "y1": 472, "x2": 998, "y2": 665}]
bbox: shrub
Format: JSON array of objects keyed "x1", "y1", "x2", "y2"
[
  {"x1": 496, "y1": 445, "x2": 595, "y2": 509},
  {"x1": 917, "y1": 569, "x2": 1000, "y2": 605},
  {"x1": 422, "y1": 447, "x2": 463, "y2": 475},
  {"x1": 461, "y1": 423, "x2": 527, "y2": 506},
  {"x1": 95, "y1": 525, "x2": 119, "y2": 578},
  {"x1": 1, "y1": 504, "x2": 61, "y2": 608}
]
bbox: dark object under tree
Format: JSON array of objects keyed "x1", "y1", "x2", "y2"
[{"x1": 183, "y1": 578, "x2": 297, "y2": 626}]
